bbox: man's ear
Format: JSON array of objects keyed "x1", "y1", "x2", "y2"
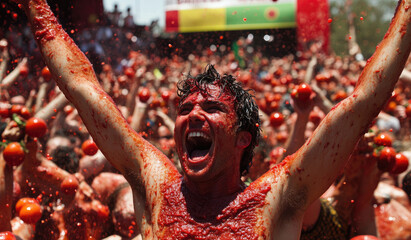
[{"x1": 236, "y1": 131, "x2": 252, "y2": 149}]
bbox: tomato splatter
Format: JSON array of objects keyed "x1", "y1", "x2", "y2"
[{"x1": 158, "y1": 180, "x2": 271, "y2": 239}]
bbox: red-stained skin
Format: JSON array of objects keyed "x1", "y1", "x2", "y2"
[
  {"x1": 158, "y1": 179, "x2": 271, "y2": 239},
  {"x1": 161, "y1": 85, "x2": 271, "y2": 238},
  {"x1": 20, "y1": 0, "x2": 411, "y2": 239},
  {"x1": 174, "y1": 85, "x2": 241, "y2": 185},
  {"x1": 31, "y1": 0, "x2": 59, "y2": 42}
]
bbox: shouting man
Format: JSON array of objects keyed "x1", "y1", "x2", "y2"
[{"x1": 11, "y1": 0, "x2": 411, "y2": 238}]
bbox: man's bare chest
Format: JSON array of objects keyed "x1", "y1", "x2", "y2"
[{"x1": 155, "y1": 180, "x2": 272, "y2": 240}]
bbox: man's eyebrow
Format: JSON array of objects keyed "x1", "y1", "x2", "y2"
[
  {"x1": 204, "y1": 100, "x2": 229, "y2": 109},
  {"x1": 179, "y1": 101, "x2": 193, "y2": 108}
]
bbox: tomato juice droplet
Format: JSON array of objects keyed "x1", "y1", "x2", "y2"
[{"x1": 328, "y1": 18, "x2": 332, "y2": 23}]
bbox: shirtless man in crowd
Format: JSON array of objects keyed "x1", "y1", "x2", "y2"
[{"x1": 12, "y1": 0, "x2": 411, "y2": 238}]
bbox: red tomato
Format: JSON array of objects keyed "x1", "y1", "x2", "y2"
[
  {"x1": 3, "y1": 142, "x2": 25, "y2": 166},
  {"x1": 376, "y1": 147, "x2": 396, "y2": 172},
  {"x1": 41, "y1": 66, "x2": 52, "y2": 81},
  {"x1": 138, "y1": 87, "x2": 151, "y2": 103},
  {"x1": 350, "y1": 235, "x2": 379, "y2": 240},
  {"x1": 257, "y1": 98, "x2": 267, "y2": 113},
  {"x1": 15, "y1": 197, "x2": 38, "y2": 214},
  {"x1": 390, "y1": 153, "x2": 409, "y2": 174},
  {"x1": 82, "y1": 139, "x2": 98, "y2": 156},
  {"x1": 273, "y1": 94, "x2": 282, "y2": 102},
  {"x1": 25, "y1": 117, "x2": 48, "y2": 138},
  {"x1": 10, "y1": 105, "x2": 23, "y2": 115},
  {"x1": 374, "y1": 132, "x2": 393, "y2": 147},
  {"x1": 332, "y1": 90, "x2": 348, "y2": 102},
  {"x1": 161, "y1": 90, "x2": 171, "y2": 102},
  {"x1": 269, "y1": 112, "x2": 284, "y2": 128},
  {"x1": 124, "y1": 67, "x2": 135, "y2": 78},
  {"x1": 20, "y1": 106, "x2": 31, "y2": 119},
  {"x1": 19, "y1": 202, "x2": 42, "y2": 224},
  {"x1": 19, "y1": 65, "x2": 29, "y2": 77},
  {"x1": 384, "y1": 101, "x2": 397, "y2": 113},
  {"x1": 240, "y1": 73, "x2": 251, "y2": 85},
  {"x1": 0, "y1": 231, "x2": 16, "y2": 240},
  {"x1": 295, "y1": 83, "x2": 312, "y2": 101},
  {"x1": 60, "y1": 175, "x2": 79, "y2": 195}
]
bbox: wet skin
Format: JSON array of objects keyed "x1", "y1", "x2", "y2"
[
  {"x1": 174, "y1": 85, "x2": 250, "y2": 198},
  {"x1": 14, "y1": 0, "x2": 411, "y2": 238}
]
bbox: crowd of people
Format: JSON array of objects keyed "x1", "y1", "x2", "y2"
[{"x1": 0, "y1": 0, "x2": 411, "y2": 239}]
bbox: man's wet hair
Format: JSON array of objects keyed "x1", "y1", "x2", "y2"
[{"x1": 177, "y1": 65, "x2": 261, "y2": 175}]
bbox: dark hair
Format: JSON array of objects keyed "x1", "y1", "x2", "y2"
[
  {"x1": 50, "y1": 146, "x2": 79, "y2": 174},
  {"x1": 177, "y1": 65, "x2": 261, "y2": 175}
]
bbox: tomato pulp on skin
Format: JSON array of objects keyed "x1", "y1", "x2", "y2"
[
  {"x1": 174, "y1": 85, "x2": 240, "y2": 184},
  {"x1": 157, "y1": 179, "x2": 271, "y2": 239}
]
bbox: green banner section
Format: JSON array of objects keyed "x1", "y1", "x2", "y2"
[{"x1": 225, "y1": 3, "x2": 296, "y2": 30}]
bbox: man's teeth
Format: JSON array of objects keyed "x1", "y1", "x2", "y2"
[{"x1": 188, "y1": 132, "x2": 210, "y2": 140}]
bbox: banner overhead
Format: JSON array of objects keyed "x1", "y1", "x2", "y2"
[{"x1": 166, "y1": 2, "x2": 296, "y2": 33}]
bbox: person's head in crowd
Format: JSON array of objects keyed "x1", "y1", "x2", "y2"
[
  {"x1": 176, "y1": 64, "x2": 261, "y2": 175},
  {"x1": 46, "y1": 134, "x2": 72, "y2": 156},
  {"x1": 50, "y1": 145, "x2": 79, "y2": 174},
  {"x1": 64, "y1": 128, "x2": 87, "y2": 150},
  {"x1": 245, "y1": 141, "x2": 270, "y2": 181},
  {"x1": 157, "y1": 125, "x2": 175, "y2": 157}
]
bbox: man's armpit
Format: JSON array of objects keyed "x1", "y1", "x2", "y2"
[{"x1": 280, "y1": 185, "x2": 309, "y2": 220}]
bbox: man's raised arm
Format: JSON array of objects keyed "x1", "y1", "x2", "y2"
[
  {"x1": 15, "y1": 0, "x2": 179, "y2": 191},
  {"x1": 283, "y1": 0, "x2": 411, "y2": 210}
]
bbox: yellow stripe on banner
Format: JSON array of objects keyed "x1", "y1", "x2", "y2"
[{"x1": 179, "y1": 8, "x2": 226, "y2": 32}]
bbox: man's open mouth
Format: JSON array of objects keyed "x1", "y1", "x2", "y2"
[{"x1": 186, "y1": 131, "x2": 213, "y2": 162}]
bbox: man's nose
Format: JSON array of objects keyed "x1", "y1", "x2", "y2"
[{"x1": 188, "y1": 107, "x2": 205, "y2": 123}]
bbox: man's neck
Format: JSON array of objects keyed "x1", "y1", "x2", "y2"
[{"x1": 183, "y1": 174, "x2": 245, "y2": 200}]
